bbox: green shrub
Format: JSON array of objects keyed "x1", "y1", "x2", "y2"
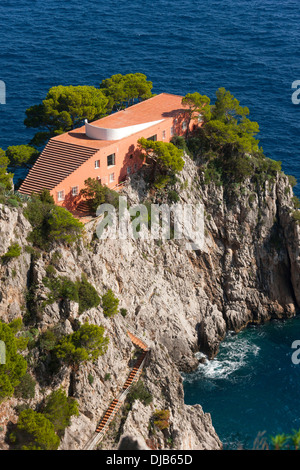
[
  {"x1": 21, "y1": 328, "x2": 39, "y2": 350},
  {"x1": 0, "y1": 321, "x2": 27, "y2": 401},
  {"x1": 152, "y1": 409, "x2": 170, "y2": 431},
  {"x1": 7, "y1": 198, "x2": 19, "y2": 208},
  {"x1": 80, "y1": 178, "x2": 120, "y2": 212},
  {"x1": 203, "y1": 165, "x2": 222, "y2": 186},
  {"x1": 292, "y1": 196, "x2": 300, "y2": 209},
  {"x1": 8, "y1": 318, "x2": 23, "y2": 333},
  {"x1": 126, "y1": 380, "x2": 153, "y2": 407},
  {"x1": 14, "y1": 373, "x2": 36, "y2": 400},
  {"x1": 120, "y1": 308, "x2": 128, "y2": 317},
  {"x1": 45, "y1": 264, "x2": 56, "y2": 277},
  {"x1": 76, "y1": 276, "x2": 100, "y2": 314},
  {"x1": 248, "y1": 193, "x2": 256, "y2": 205},
  {"x1": 101, "y1": 289, "x2": 119, "y2": 317},
  {"x1": 168, "y1": 190, "x2": 180, "y2": 203},
  {"x1": 43, "y1": 274, "x2": 100, "y2": 314},
  {"x1": 9, "y1": 408, "x2": 60, "y2": 450},
  {"x1": 153, "y1": 174, "x2": 171, "y2": 190},
  {"x1": 38, "y1": 329, "x2": 59, "y2": 352},
  {"x1": 170, "y1": 134, "x2": 192, "y2": 157},
  {"x1": 46, "y1": 206, "x2": 84, "y2": 245},
  {"x1": 43, "y1": 276, "x2": 79, "y2": 305},
  {"x1": 1, "y1": 242, "x2": 21, "y2": 262},
  {"x1": 292, "y1": 211, "x2": 300, "y2": 223},
  {"x1": 25, "y1": 245, "x2": 41, "y2": 260},
  {"x1": 88, "y1": 373, "x2": 94, "y2": 385},
  {"x1": 288, "y1": 175, "x2": 297, "y2": 188},
  {"x1": 24, "y1": 191, "x2": 83, "y2": 249},
  {"x1": 42, "y1": 388, "x2": 79, "y2": 435},
  {"x1": 54, "y1": 322, "x2": 109, "y2": 366}
]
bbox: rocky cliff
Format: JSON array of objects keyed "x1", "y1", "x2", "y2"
[{"x1": 0, "y1": 153, "x2": 299, "y2": 451}]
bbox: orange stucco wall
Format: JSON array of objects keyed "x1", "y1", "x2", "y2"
[{"x1": 52, "y1": 112, "x2": 194, "y2": 210}]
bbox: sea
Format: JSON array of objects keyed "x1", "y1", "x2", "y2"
[{"x1": 0, "y1": 0, "x2": 300, "y2": 450}]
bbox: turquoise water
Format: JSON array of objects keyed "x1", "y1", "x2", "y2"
[{"x1": 183, "y1": 316, "x2": 300, "y2": 449}]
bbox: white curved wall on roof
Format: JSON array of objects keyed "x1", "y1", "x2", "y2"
[{"x1": 85, "y1": 119, "x2": 164, "y2": 141}]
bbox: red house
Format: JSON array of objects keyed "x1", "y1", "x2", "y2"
[{"x1": 19, "y1": 93, "x2": 193, "y2": 211}]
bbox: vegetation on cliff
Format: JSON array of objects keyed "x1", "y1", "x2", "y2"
[
  {"x1": 0, "y1": 75, "x2": 299, "y2": 451},
  {"x1": 179, "y1": 87, "x2": 284, "y2": 189},
  {"x1": 0, "y1": 320, "x2": 27, "y2": 401},
  {"x1": 24, "y1": 190, "x2": 84, "y2": 248}
]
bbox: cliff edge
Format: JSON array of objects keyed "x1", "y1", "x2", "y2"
[{"x1": 0, "y1": 153, "x2": 299, "y2": 450}]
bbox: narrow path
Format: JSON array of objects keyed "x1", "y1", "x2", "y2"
[{"x1": 82, "y1": 330, "x2": 149, "y2": 450}]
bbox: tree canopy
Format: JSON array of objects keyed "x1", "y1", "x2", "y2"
[
  {"x1": 182, "y1": 87, "x2": 283, "y2": 186},
  {"x1": 42, "y1": 388, "x2": 79, "y2": 435},
  {"x1": 10, "y1": 408, "x2": 60, "y2": 450},
  {"x1": 24, "y1": 191, "x2": 84, "y2": 248},
  {"x1": 80, "y1": 177, "x2": 107, "y2": 213},
  {"x1": 138, "y1": 138, "x2": 184, "y2": 188},
  {"x1": 6, "y1": 145, "x2": 40, "y2": 166},
  {"x1": 100, "y1": 73, "x2": 153, "y2": 111},
  {"x1": 205, "y1": 87, "x2": 260, "y2": 156},
  {"x1": 182, "y1": 92, "x2": 211, "y2": 133},
  {"x1": 54, "y1": 322, "x2": 109, "y2": 366},
  {"x1": 80, "y1": 178, "x2": 120, "y2": 213},
  {"x1": 0, "y1": 149, "x2": 13, "y2": 190},
  {"x1": 24, "y1": 85, "x2": 109, "y2": 146},
  {"x1": 101, "y1": 289, "x2": 119, "y2": 317}
]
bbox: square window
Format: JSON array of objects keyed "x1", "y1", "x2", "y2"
[
  {"x1": 57, "y1": 190, "x2": 65, "y2": 201},
  {"x1": 95, "y1": 160, "x2": 100, "y2": 169},
  {"x1": 72, "y1": 186, "x2": 79, "y2": 196},
  {"x1": 107, "y1": 153, "x2": 116, "y2": 167},
  {"x1": 109, "y1": 173, "x2": 115, "y2": 183}
]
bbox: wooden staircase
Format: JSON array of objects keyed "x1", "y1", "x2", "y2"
[
  {"x1": 82, "y1": 330, "x2": 149, "y2": 450},
  {"x1": 95, "y1": 398, "x2": 123, "y2": 433},
  {"x1": 126, "y1": 330, "x2": 148, "y2": 351},
  {"x1": 122, "y1": 349, "x2": 148, "y2": 391},
  {"x1": 75, "y1": 200, "x2": 93, "y2": 216}
]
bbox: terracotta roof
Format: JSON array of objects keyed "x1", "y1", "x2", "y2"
[
  {"x1": 19, "y1": 140, "x2": 98, "y2": 195},
  {"x1": 89, "y1": 92, "x2": 184, "y2": 129},
  {"x1": 53, "y1": 93, "x2": 185, "y2": 149},
  {"x1": 19, "y1": 93, "x2": 185, "y2": 195}
]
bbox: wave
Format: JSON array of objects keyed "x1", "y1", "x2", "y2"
[{"x1": 183, "y1": 332, "x2": 260, "y2": 383}]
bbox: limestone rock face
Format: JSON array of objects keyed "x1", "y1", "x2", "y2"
[
  {"x1": 0, "y1": 206, "x2": 31, "y2": 323},
  {"x1": 0, "y1": 154, "x2": 300, "y2": 451}
]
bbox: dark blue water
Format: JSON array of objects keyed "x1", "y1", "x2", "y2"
[
  {"x1": 183, "y1": 317, "x2": 300, "y2": 449},
  {"x1": 1, "y1": 0, "x2": 300, "y2": 194},
  {"x1": 1, "y1": 0, "x2": 300, "y2": 448}
]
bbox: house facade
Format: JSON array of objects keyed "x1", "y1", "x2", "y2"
[{"x1": 19, "y1": 93, "x2": 195, "y2": 211}]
